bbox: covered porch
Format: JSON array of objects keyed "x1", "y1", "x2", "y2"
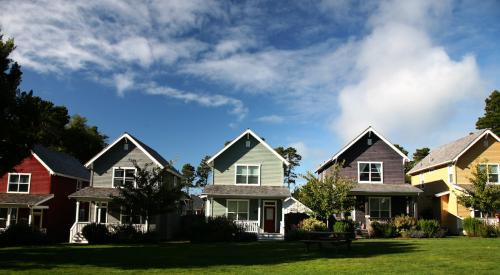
[
  {"x1": 0, "y1": 193, "x2": 53, "y2": 233},
  {"x1": 68, "y1": 187, "x2": 149, "y2": 243},
  {"x1": 202, "y1": 185, "x2": 291, "y2": 240},
  {"x1": 349, "y1": 184, "x2": 422, "y2": 229}
]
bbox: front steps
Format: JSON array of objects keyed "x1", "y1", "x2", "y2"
[
  {"x1": 71, "y1": 232, "x2": 88, "y2": 244},
  {"x1": 258, "y1": 233, "x2": 284, "y2": 241}
]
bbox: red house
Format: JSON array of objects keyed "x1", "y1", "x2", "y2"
[{"x1": 0, "y1": 145, "x2": 89, "y2": 241}]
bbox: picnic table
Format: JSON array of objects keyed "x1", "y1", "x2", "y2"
[{"x1": 300, "y1": 231, "x2": 353, "y2": 252}]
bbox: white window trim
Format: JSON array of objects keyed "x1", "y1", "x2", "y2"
[
  {"x1": 234, "y1": 164, "x2": 261, "y2": 186},
  {"x1": 7, "y1": 173, "x2": 31, "y2": 194},
  {"x1": 96, "y1": 202, "x2": 108, "y2": 224},
  {"x1": 119, "y1": 207, "x2": 143, "y2": 224},
  {"x1": 358, "y1": 162, "x2": 383, "y2": 184},
  {"x1": 226, "y1": 199, "x2": 250, "y2": 221},
  {"x1": 448, "y1": 165, "x2": 454, "y2": 184},
  {"x1": 112, "y1": 167, "x2": 137, "y2": 188},
  {"x1": 263, "y1": 199, "x2": 277, "y2": 232},
  {"x1": 368, "y1": 197, "x2": 392, "y2": 218},
  {"x1": 479, "y1": 163, "x2": 499, "y2": 184}
]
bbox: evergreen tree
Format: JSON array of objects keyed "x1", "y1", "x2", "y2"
[{"x1": 476, "y1": 90, "x2": 500, "y2": 136}]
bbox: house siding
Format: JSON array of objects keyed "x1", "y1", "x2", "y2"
[
  {"x1": 213, "y1": 135, "x2": 284, "y2": 186},
  {"x1": 455, "y1": 135, "x2": 500, "y2": 184},
  {"x1": 0, "y1": 155, "x2": 51, "y2": 194},
  {"x1": 91, "y1": 139, "x2": 159, "y2": 188},
  {"x1": 322, "y1": 133, "x2": 405, "y2": 184}
]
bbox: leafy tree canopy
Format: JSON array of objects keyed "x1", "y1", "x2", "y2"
[
  {"x1": 181, "y1": 163, "x2": 196, "y2": 194},
  {"x1": 195, "y1": 155, "x2": 211, "y2": 188},
  {"x1": 476, "y1": 90, "x2": 500, "y2": 136},
  {"x1": 275, "y1": 146, "x2": 302, "y2": 189}
]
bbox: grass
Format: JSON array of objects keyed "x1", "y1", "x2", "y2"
[{"x1": 0, "y1": 237, "x2": 499, "y2": 274}]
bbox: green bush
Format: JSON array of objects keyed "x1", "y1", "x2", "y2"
[
  {"x1": 0, "y1": 223, "x2": 48, "y2": 246},
  {"x1": 478, "y1": 223, "x2": 497, "y2": 238},
  {"x1": 333, "y1": 220, "x2": 355, "y2": 239},
  {"x1": 463, "y1": 217, "x2": 483, "y2": 237},
  {"x1": 82, "y1": 223, "x2": 110, "y2": 244},
  {"x1": 369, "y1": 221, "x2": 396, "y2": 238},
  {"x1": 393, "y1": 215, "x2": 417, "y2": 232},
  {"x1": 190, "y1": 216, "x2": 243, "y2": 243},
  {"x1": 234, "y1": 231, "x2": 258, "y2": 242},
  {"x1": 298, "y1": 218, "x2": 327, "y2": 232},
  {"x1": 110, "y1": 224, "x2": 142, "y2": 243},
  {"x1": 417, "y1": 219, "x2": 440, "y2": 238},
  {"x1": 285, "y1": 228, "x2": 308, "y2": 241}
]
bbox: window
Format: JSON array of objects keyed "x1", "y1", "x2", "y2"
[
  {"x1": 479, "y1": 164, "x2": 499, "y2": 183},
  {"x1": 0, "y1": 208, "x2": 7, "y2": 228},
  {"x1": 113, "y1": 168, "x2": 136, "y2": 187},
  {"x1": 369, "y1": 197, "x2": 391, "y2": 218},
  {"x1": 7, "y1": 173, "x2": 30, "y2": 193},
  {"x1": 235, "y1": 165, "x2": 260, "y2": 185},
  {"x1": 448, "y1": 165, "x2": 454, "y2": 184},
  {"x1": 358, "y1": 162, "x2": 383, "y2": 183},
  {"x1": 96, "y1": 203, "x2": 107, "y2": 224},
  {"x1": 227, "y1": 200, "x2": 249, "y2": 220},
  {"x1": 121, "y1": 210, "x2": 143, "y2": 224}
]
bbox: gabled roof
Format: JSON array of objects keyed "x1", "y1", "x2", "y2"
[
  {"x1": 32, "y1": 145, "x2": 89, "y2": 181},
  {"x1": 206, "y1": 129, "x2": 290, "y2": 166},
  {"x1": 0, "y1": 193, "x2": 54, "y2": 206},
  {"x1": 202, "y1": 185, "x2": 291, "y2": 198},
  {"x1": 408, "y1": 129, "x2": 500, "y2": 175},
  {"x1": 316, "y1": 126, "x2": 409, "y2": 173},
  {"x1": 84, "y1": 133, "x2": 181, "y2": 177}
]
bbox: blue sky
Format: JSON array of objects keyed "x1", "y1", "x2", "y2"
[{"x1": 1, "y1": 0, "x2": 499, "y2": 186}]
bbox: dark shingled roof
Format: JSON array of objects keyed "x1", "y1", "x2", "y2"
[
  {"x1": 0, "y1": 193, "x2": 54, "y2": 206},
  {"x1": 33, "y1": 145, "x2": 89, "y2": 181},
  {"x1": 68, "y1": 187, "x2": 120, "y2": 199},
  {"x1": 202, "y1": 185, "x2": 291, "y2": 198},
  {"x1": 408, "y1": 130, "x2": 488, "y2": 174},
  {"x1": 350, "y1": 184, "x2": 423, "y2": 195}
]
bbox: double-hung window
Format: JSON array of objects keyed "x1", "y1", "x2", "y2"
[
  {"x1": 479, "y1": 164, "x2": 499, "y2": 184},
  {"x1": 227, "y1": 200, "x2": 249, "y2": 220},
  {"x1": 369, "y1": 197, "x2": 391, "y2": 218},
  {"x1": 235, "y1": 165, "x2": 260, "y2": 185},
  {"x1": 358, "y1": 162, "x2": 383, "y2": 183},
  {"x1": 113, "y1": 168, "x2": 136, "y2": 187},
  {"x1": 7, "y1": 173, "x2": 30, "y2": 193}
]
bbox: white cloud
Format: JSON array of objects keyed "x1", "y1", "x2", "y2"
[
  {"x1": 256, "y1": 115, "x2": 284, "y2": 124},
  {"x1": 113, "y1": 73, "x2": 135, "y2": 96}
]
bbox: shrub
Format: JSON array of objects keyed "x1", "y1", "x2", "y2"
[
  {"x1": 234, "y1": 231, "x2": 258, "y2": 242},
  {"x1": 333, "y1": 220, "x2": 355, "y2": 239},
  {"x1": 417, "y1": 219, "x2": 440, "y2": 238},
  {"x1": 190, "y1": 216, "x2": 241, "y2": 243},
  {"x1": 393, "y1": 215, "x2": 417, "y2": 232},
  {"x1": 298, "y1": 218, "x2": 327, "y2": 232},
  {"x1": 409, "y1": 230, "x2": 426, "y2": 238},
  {"x1": 478, "y1": 223, "x2": 497, "y2": 238},
  {"x1": 369, "y1": 221, "x2": 396, "y2": 238},
  {"x1": 110, "y1": 224, "x2": 141, "y2": 243},
  {"x1": 82, "y1": 223, "x2": 110, "y2": 244},
  {"x1": 285, "y1": 228, "x2": 308, "y2": 241},
  {"x1": 0, "y1": 223, "x2": 48, "y2": 246},
  {"x1": 463, "y1": 217, "x2": 482, "y2": 237}
]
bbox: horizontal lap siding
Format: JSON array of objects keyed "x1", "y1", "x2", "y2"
[
  {"x1": 92, "y1": 140, "x2": 160, "y2": 188},
  {"x1": 213, "y1": 135, "x2": 283, "y2": 186},
  {"x1": 211, "y1": 198, "x2": 260, "y2": 220},
  {"x1": 0, "y1": 155, "x2": 51, "y2": 194},
  {"x1": 324, "y1": 133, "x2": 405, "y2": 184},
  {"x1": 456, "y1": 135, "x2": 500, "y2": 184}
]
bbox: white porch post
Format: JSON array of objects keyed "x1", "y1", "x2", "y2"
[
  {"x1": 6, "y1": 208, "x2": 11, "y2": 227},
  {"x1": 28, "y1": 207, "x2": 33, "y2": 225},
  {"x1": 257, "y1": 199, "x2": 261, "y2": 233},
  {"x1": 406, "y1": 197, "x2": 410, "y2": 215},
  {"x1": 413, "y1": 199, "x2": 418, "y2": 219},
  {"x1": 280, "y1": 199, "x2": 285, "y2": 235},
  {"x1": 75, "y1": 201, "x2": 80, "y2": 223},
  {"x1": 94, "y1": 202, "x2": 98, "y2": 223},
  {"x1": 205, "y1": 197, "x2": 211, "y2": 221}
]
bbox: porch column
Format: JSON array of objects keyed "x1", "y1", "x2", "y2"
[
  {"x1": 280, "y1": 199, "x2": 285, "y2": 235},
  {"x1": 257, "y1": 199, "x2": 261, "y2": 232},
  {"x1": 406, "y1": 197, "x2": 410, "y2": 215},
  {"x1": 75, "y1": 201, "x2": 80, "y2": 223},
  {"x1": 413, "y1": 199, "x2": 418, "y2": 219},
  {"x1": 28, "y1": 207, "x2": 33, "y2": 225},
  {"x1": 94, "y1": 202, "x2": 98, "y2": 223},
  {"x1": 205, "y1": 198, "x2": 211, "y2": 221},
  {"x1": 6, "y1": 208, "x2": 11, "y2": 227}
]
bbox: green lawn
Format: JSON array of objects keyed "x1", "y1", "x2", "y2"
[{"x1": 0, "y1": 237, "x2": 498, "y2": 274}]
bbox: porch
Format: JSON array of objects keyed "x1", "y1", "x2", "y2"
[{"x1": 0, "y1": 193, "x2": 53, "y2": 233}]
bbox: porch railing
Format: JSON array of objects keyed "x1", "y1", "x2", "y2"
[
  {"x1": 479, "y1": 218, "x2": 499, "y2": 226},
  {"x1": 234, "y1": 220, "x2": 260, "y2": 233},
  {"x1": 69, "y1": 222, "x2": 149, "y2": 243}
]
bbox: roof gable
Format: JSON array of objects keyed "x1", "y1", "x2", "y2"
[
  {"x1": 408, "y1": 129, "x2": 500, "y2": 175},
  {"x1": 31, "y1": 145, "x2": 89, "y2": 181},
  {"x1": 85, "y1": 133, "x2": 181, "y2": 177},
  {"x1": 316, "y1": 126, "x2": 409, "y2": 173},
  {"x1": 207, "y1": 129, "x2": 289, "y2": 166}
]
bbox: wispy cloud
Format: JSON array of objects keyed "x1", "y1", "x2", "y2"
[{"x1": 256, "y1": 115, "x2": 284, "y2": 124}]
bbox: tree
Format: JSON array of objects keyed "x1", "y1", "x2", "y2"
[
  {"x1": 412, "y1": 147, "x2": 430, "y2": 163},
  {"x1": 111, "y1": 160, "x2": 185, "y2": 233},
  {"x1": 61, "y1": 115, "x2": 107, "y2": 163},
  {"x1": 394, "y1": 144, "x2": 409, "y2": 156},
  {"x1": 181, "y1": 163, "x2": 196, "y2": 194},
  {"x1": 457, "y1": 163, "x2": 500, "y2": 220},
  {"x1": 295, "y1": 163, "x2": 356, "y2": 226},
  {"x1": 275, "y1": 146, "x2": 302, "y2": 189},
  {"x1": 195, "y1": 155, "x2": 211, "y2": 188},
  {"x1": 476, "y1": 90, "x2": 500, "y2": 136}
]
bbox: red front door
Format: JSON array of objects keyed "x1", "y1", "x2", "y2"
[{"x1": 264, "y1": 206, "x2": 275, "y2": 233}]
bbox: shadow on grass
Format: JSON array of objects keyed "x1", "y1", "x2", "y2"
[{"x1": 0, "y1": 240, "x2": 417, "y2": 271}]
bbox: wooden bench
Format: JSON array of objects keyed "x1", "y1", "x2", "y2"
[{"x1": 300, "y1": 232, "x2": 353, "y2": 252}]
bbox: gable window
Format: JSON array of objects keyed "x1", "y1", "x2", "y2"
[
  {"x1": 7, "y1": 173, "x2": 30, "y2": 193},
  {"x1": 369, "y1": 197, "x2": 391, "y2": 218},
  {"x1": 235, "y1": 165, "x2": 260, "y2": 185},
  {"x1": 227, "y1": 200, "x2": 249, "y2": 220},
  {"x1": 113, "y1": 168, "x2": 136, "y2": 187},
  {"x1": 448, "y1": 165, "x2": 454, "y2": 184},
  {"x1": 479, "y1": 164, "x2": 499, "y2": 183},
  {"x1": 358, "y1": 162, "x2": 383, "y2": 183}
]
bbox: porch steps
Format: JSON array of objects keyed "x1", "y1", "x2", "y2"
[
  {"x1": 71, "y1": 232, "x2": 88, "y2": 244},
  {"x1": 258, "y1": 233, "x2": 284, "y2": 241}
]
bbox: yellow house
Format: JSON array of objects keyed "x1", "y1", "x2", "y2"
[{"x1": 408, "y1": 129, "x2": 500, "y2": 234}]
